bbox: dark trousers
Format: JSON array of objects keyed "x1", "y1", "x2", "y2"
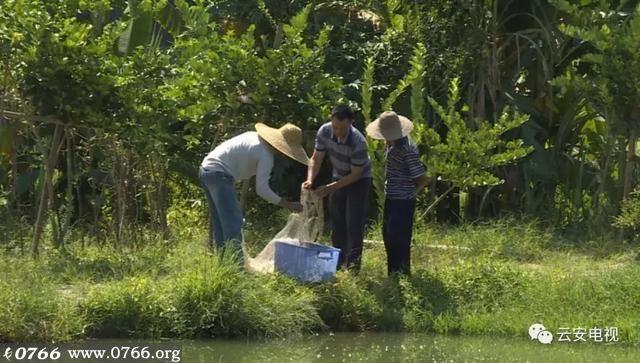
[
  {"x1": 383, "y1": 198, "x2": 416, "y2": 275},
  {"x1": 330, "y1": 177, "x2": 371, "y2": 272}
]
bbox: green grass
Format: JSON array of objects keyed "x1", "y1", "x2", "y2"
[
  {"x1": 1, "y1": 219, "x2": 639, "y2": 344},
  {"x1": 0, "y1": 258, "x2": 84, "y2": 342}
]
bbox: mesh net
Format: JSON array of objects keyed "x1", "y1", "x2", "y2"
[{"x1": 245, "y1": 189, "x2": 324, "y2": 273}]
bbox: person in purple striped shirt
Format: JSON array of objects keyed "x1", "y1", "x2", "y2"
[{"x1": 366, "y1": 111, "x2": 429, "y2": 275}]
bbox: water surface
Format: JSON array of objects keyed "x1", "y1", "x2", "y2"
[{"x1": 182, "y1": 333, "x2": 638, "y2": 362}]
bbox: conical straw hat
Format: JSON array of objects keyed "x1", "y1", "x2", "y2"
[
  {"x1": 366, "y1": 111, "x2": 414, "y2": 140},
  {"x1": 255, "y1": 123, "x2": 310, "y2": 165}
]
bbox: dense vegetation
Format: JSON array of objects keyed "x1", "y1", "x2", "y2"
[{"x1": 1, "y1": 0, "x2": 640, "y2": 344}]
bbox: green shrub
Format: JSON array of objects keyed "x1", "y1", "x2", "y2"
[
  {"x1": 314, "y1": 271, "x2": 383, "y2": 331},
  {"x1": 614, "y1": 188, "x2": 640, "y2": 240},
  {"x1": 82, "y1": 276, "x2": 169, "y2": 338},
  {"x1": 165, "y1": 254, "x2": 321, "y2": 338}
]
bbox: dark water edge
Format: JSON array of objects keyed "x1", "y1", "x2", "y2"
[
  {"x1": 30, "y1": 333, "x2": 636, "y2": 362},
  {"x1": 181, "y1": 332, "x2": 638, "y2": 363}
]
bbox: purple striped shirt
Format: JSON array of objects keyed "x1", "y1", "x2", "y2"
[{"x1": 385, "y1": 137, "x2": 425, "y2": 199}]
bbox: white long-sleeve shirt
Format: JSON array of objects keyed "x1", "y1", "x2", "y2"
[{"x1": 201, "y1": 131, "x2": 281, "y2": 205}]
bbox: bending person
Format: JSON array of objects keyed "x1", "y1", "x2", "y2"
[{"x1": 199, "y1": 123, "x2": 309, "y2": 263}]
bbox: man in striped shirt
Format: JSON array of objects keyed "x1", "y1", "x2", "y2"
[{"x1": 303, "y1": 105, "x2": 371, "y2": 271}]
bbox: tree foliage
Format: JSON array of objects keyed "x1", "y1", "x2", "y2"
[{"x1": 1, "y1": 0, "x2": 640, "y2": 252}]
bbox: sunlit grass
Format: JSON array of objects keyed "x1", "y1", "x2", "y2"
[{"x1": 1, "y1": 219, "x2": 639, "y2": 343}]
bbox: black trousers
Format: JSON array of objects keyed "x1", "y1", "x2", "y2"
[
  {"x1": 383, "y1": 198, "x2": 416, "y2": 275},
  {"x1": 330, "y1": 177, "x2": 371, "y2": 272}
]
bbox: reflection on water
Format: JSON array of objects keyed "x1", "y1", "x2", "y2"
[{"x1": 182, "y1": 333, "x2": 639, "y2": 362}]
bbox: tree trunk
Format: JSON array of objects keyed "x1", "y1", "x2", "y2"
[
  {"x1": 464, "y1": 187, "x2": 484, "y2": 220},
  {"x1": 91, "y1": 179, "x2": 102, "y2": 245},
  {"x1": 112, "y1": 153, "x2": 126, "y2": 246},
  {"x1": 10, "y1": 123, "x2": 18, "y2": 210},
  {"x1": 147, "y1": 152, "x2": 169, "y2": 240},
  {"x1": 157, "y1": 176, "x2": 169, "y2": 240},
  {"x1": 618, "y1": 127, "x2": 637, "y2": 241},
  {"x1": 594, "y1": 133, "x2": 615, "y2": 225},
  {"x1": 60, "y1": 129, "x2": 74, "y2": 250},
  {"x1": 31, "y1": 124, "x2": 64, "y2": 257},
  {"x1": 615, "y1": 136, "x2": 627, "y2": 202},
  {"x1": 622, "y1": 127, "x2": 637, "y2": 201},
  {"x1": 273, "y1": 24, "x2": 284, "y2": 48}
]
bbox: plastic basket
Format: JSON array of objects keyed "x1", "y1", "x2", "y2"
[{"x1": 273, "y1": 241, "x2": 340, "y2": 282}]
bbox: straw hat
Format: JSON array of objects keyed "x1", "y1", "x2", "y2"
[
  {"x1": 366, "y1": 111, "x2": 414, "y2": 140},
  {"x1": 255, "y1": 123, "x2": 310, "y2": 165}
]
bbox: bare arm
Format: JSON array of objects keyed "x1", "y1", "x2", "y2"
[
  {"x1": 278, "y1": 199, "x2": 303, "y2": 212},
  {"x1": 315, "y1": 164, "x2": 364, "y2": 198},
  {"x1": 326, "y1": 165, "x2": 364, "y2": 191},
  {"x1": 303, "y1": 149, "x2": 325, "y2": 189}
]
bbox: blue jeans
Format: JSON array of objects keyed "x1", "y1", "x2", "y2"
[{"x1": 198, "y1": 167, "x2": 244, "y2": 262}]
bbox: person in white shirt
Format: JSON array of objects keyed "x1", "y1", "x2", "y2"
[{"x1": 199, "y1": 123, "x2": 309, "y2": 262}]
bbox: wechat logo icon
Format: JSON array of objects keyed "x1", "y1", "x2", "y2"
[{"x1": 529, "y1": 323, "x2": 553, "y2": 344}]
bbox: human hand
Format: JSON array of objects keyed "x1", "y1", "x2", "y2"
[
  {"x1": 314, "y1": 184, "x2": 333, "y2": 199},
  {"x1": 302, "y1": 180, "x2": 313, "y2": 190}
]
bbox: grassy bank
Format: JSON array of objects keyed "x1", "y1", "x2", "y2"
[{"x1": 1, "y1": 220, "x2": 639, "y2": 344}]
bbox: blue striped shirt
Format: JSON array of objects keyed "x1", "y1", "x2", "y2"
[
  {"x1": 314, "y1": 122, "x2": 371, "y2": 179},
  {"x1": 385, "y1": 137, "x2": 425, "y2": 200}
]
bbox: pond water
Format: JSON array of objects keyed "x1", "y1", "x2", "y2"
[{"x1": 182, "y1": 333, "x2": 639, "y2": 362}]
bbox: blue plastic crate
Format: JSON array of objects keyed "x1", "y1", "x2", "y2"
[{"x1": 273, "y1": 241, "x2": 340, "y2": 283}]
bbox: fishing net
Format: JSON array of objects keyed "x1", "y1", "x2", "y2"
[{"x1": 245, "y1": 188, "x2": 324, "y2": 273}]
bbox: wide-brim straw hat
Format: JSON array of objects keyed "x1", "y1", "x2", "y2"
[
  {"x1": 366, "y1": 111, "x2": 414, "y2": 140},
  {"x1": 255, "y1": 122, "x2": 310, "y2": 165}
]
